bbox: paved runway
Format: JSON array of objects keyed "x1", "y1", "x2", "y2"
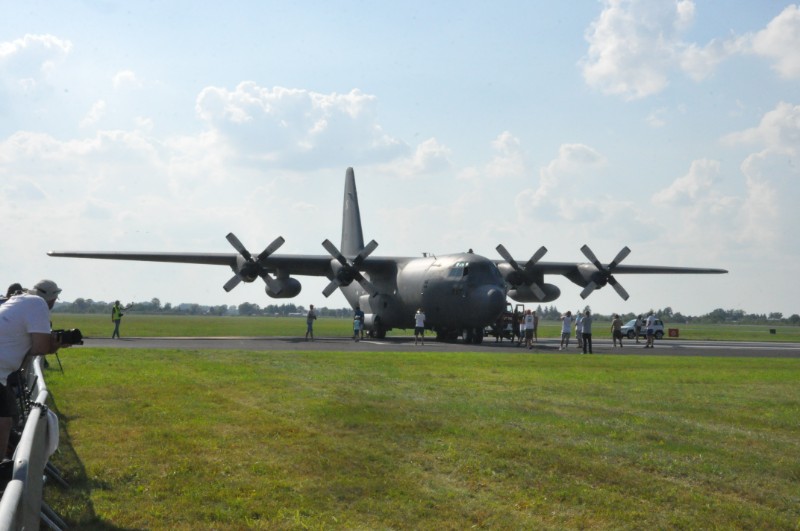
[{"x1": 76, "y1": 336, "x2": 800, "y2": 358}]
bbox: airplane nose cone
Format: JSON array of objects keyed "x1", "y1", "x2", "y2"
[
  {"x1": 485, "y1": 287, "x2": 506, "y2": 315},
  {"x1": 467, "y1": 285, "x2": 507, "y2": 325}
]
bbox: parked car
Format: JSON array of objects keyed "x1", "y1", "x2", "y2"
[{"x1": 620, "y1": 318, "x2": 665, "y2": 339}]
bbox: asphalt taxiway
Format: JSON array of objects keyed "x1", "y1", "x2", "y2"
[{"x1": 74, "y1": 336, "x2": 800, "y2": 358}]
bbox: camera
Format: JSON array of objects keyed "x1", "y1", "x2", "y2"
[{"x1": 53, "y1": 328, "x2": 84, "y2": 345}]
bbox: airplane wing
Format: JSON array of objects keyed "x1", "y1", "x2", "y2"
[
  {"x1": 534, "y1": 262, "x2": 729, "y2": 275},
  {"x1": 494, "y1": 243, "x2": 727, "y2": 301},
  {"x1": 47, "y1": 249, "x2": 404, "y2": 297},
  {"x1": 48, "y1": 250, "x2": 338, "y2": 276}
]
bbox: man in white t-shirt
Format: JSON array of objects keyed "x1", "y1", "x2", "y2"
[
  {"x1": 414, "y1": 308, "x2": 426, "y2": 345},
  {"x1": 559, "y1": 311, "x2": 573, "y2": 350},
  {"x1": 523, "y1": 310, "x2": 534, "y2": 349},
  {"x1": 0, "y1": 279, "x2": 65, "y2": 457},
  {"x1": 644, "y1": 312, "x2": 656, "y2": 348}
]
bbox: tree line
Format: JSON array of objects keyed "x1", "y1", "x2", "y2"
[
  {"x1": 51, "y1": 298, "x2": 353, "y2": 318},
  {"x1": 52, "y1": 297, "x2": 800, "y2": 325}
]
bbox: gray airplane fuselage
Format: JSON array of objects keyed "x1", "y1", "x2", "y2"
[{"x1": 339, "y1": 252, "x2": 507, "y2": 337}]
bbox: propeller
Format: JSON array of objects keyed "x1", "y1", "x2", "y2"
[
  {"x1": 223, "y1": 233, "x2": 285, "y2": 293},
  {"x1": 496, "y1": 244, "x2": 548, "y2": 300},
  {"x1": 321, "y1": 239, "x2": 379, "y2": 297},
  {"x1": 579, "y1": 244, "x2": 631, "y2": 300}
]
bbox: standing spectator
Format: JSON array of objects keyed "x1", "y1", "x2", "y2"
[
  {"x1": 353, "y1": 305, "x2": 365, "y2": 341},
  {"x1": 111, "y1": 300, "x2": 133, "y2": 339},
  {"x1": 559, "y1": 311, "x2": 573, "y2": 350},
  {"x1": 611, "y1": 314, "x2": 624, "y2": 348},
  {"x1": 581, "y1": 309, "x2": 593, "y2": 354},
  {"x1": 305, "y1": 304, "x2": 317, "y2": 341},
  {"x1": 644, "y1": 311, "x2": 656, "y2": 348},
  {"x1": 634, "y1": 315, "x2": 643, "y2": 344},
  {"x1": 575, "y1": 311, "x2": 584, "y2": 350},
  {"x1": 524, "y1": 309, "x2": 534, "y2": 349},
  {"x1": 0, "y1": 280, "x2": 66, "y2": 456},
  {"x1": 532, "y1": 310, "x2": 539, "y2": 344},
  {"x1": 414, "y1": 308, "x2": 426, "y2": 345}
]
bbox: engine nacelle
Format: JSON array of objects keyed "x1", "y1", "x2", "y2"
[
  {"x1": 508, "y1": 283, "x2": 561, "y2": 303},
  {"x1": 265, "y1": 277, "x2": 302, "y2": 298},
  {"x1": 235, "y1": 255, "x2": 260, "y2": 283}
]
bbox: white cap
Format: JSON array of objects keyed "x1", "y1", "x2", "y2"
[{"x1": 28, "y1": 279, "x2": 62, "y2": 301}]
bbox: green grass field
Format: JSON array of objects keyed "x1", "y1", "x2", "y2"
[
  {"x1": 51, "y1": 313, "x2": 800, "y2": 342},
  {"x1": 44, "y1": 348, "x2": 799, "y2": 529}
]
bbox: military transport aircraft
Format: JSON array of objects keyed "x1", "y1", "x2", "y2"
[{"x1": 49, "y1": 168, "x2": 727, "y2": 343}]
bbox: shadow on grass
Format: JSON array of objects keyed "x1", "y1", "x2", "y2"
[{"x1": 45, "y1": 392, "x2": 141, "y2": 531}]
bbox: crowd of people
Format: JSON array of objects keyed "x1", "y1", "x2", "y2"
[
  {"x1": 299, "y1": 302, "x2": 662, "y2": 350},
  {"x1": 556, "y1": 309, "x2": 660, "y2": 353}
]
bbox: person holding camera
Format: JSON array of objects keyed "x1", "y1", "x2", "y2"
[{"x1": 0, "y1": 279, "x2": 67, "y2": 457}]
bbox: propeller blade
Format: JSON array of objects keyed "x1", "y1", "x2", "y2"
[
  {"x1": 223, "y1": 274, "x2": 243, "y2": 292},
  {"x1": 525, "y1": 246, "x2": 548, "y2": 270},
  {"x1": 495, "y1": 244, "x2": 521, "y2": 270},
  {"x1": 256, "y1": 236, "x2": 285, "y2": 262},
  {"x1": 530, "y1": 283, "x2": 546, "y2": 300},
  {"x1": 580, "y1": 244, "x2": 603, "y2": 270},
  {"x1": 322, "y1": 279, "x2": 340, "y2": 298},
  {"x1": 608, "y1": 246, "x2": 631, "y2": 270},
  {"x1": 259, "y1": 272, "x2": 282, "y2": 295},
  {"x1": 353, "y1": 273, "x2": 378, "y2": 297},
  {"x1": 608, "y1": 276, "x2": 630, "y2": 300},
  {"x1": 353, "y1": 239, "x2": 379, "y2": 265},
  {"x1": 322, "y1": 239, "x2": 348, "y2": 266},
  {"x1": 580, "y1": 282, "x2": 598, "y2": 299},
  {"x1": 226, "y1": 232, "x2": 252, "y2": 261}
]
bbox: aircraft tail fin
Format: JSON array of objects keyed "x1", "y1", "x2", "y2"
[{"x1": 341, "y1": 167, "x2": 365, "y2": 256}]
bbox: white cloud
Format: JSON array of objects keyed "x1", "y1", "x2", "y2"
[
  {"x1": 722, "y1": 101, "x2": 800, "y2": 149},
  {"x1": 748, "y1": 4, "x2": 800, "y2": 78},
  {"x1": 580, "y1": 0, "x2": 692, "y2": 99},
  {"x1": 739, "y1": 148, "x2": 799, "y2": 251},
  {"x1": 654, "y1": 158, "x2": 719, "y2": 204},
  {"x1": 723, "y1": 101, "x2": 800, "y2": 253},
  {"x1": 645, "y1": 108, "x2": 668, "y2": 127},
  {"x1": 80, "y1": 100, "x2": 107, "y2": 128},
  {"x1": 516, "y1": 143, "x2": 606, "y2": 222},
  {"x1": 581, "y1": 2, "x2": 800, "y2": 99},
  {"x1": 650, "y1": 102, "x2": 800, "y2": 261},
  {"x1": 0, "y1": 34, "x2": 72, "y2": 82},
  {"x1": 113, "y1": 70, "x2": 142, "y2": 89},
  {"x1": 485, "y1": 131, "x2": 525, "y2": 180},
  {"x1": 377, "y1": 137, "x2": 452, "y2": 179},
  {"x1": 194, "y1": 82, "x2": 409, "y2": 169}
]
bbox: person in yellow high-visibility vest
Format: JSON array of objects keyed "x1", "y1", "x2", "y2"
[{"x1": 111, "y1": 300, "x2": 132, "y2": 339}]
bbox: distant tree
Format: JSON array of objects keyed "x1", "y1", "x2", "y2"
[{"x1": 238, "y1": 302, "x2": 260, "y2": 316}]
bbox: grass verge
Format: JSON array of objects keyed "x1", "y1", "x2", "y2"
[{"x1": 44, "y1": 349, "x2": 799, "y2": 529}]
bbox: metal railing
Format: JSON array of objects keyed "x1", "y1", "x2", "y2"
[{"x1": 0, "y1": 356, "x2": 56, "y2": 530}]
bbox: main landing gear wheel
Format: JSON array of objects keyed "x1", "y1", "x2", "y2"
[{"x1": 462, "y1": 327, "x2": 484, "y2": 344}]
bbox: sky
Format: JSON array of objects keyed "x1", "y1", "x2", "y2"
[{"x1": 1, "y1": 0, "x2": 798, "y2": 317}]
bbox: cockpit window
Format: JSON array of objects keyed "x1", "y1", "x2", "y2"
[
  {"x1": 447, "y1": 261, "x2": 469, "y2": 278},
  {"x1": 466, "y1": 260, "x2": 503, "y2": 284}
]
